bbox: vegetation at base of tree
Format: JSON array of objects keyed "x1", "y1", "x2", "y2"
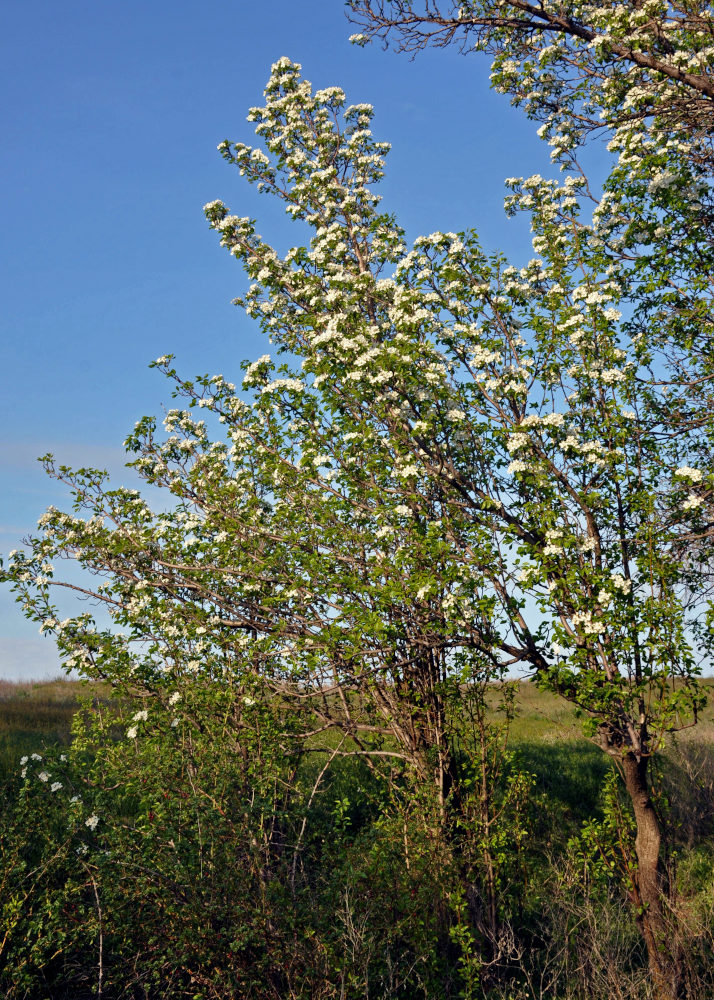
[{"x1": 0, "y1": 678, "x2": 713, "y2": 999}]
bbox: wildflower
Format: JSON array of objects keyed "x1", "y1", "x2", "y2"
[
  {"x1": 50, "y1": 781, "x2": 63, "y2": 793},
  {"x1": 38, "y1": 771, "x2": 50, "y2": 782},
  {"x1": 126, "y1": 726, "x2": 138, "y2": 739},
  {"x1": 132, "y1": 709, "x2": 148, "y2": 722},
  {"x1": 168, "y1": 691, "x2": 181, "y2": 706},
  {"x1": 85, "y1": 815, "x2": 100, "y2": 831}
]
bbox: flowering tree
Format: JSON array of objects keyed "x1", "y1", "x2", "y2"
[
  {"x1": 3, "y1": 56, "x2": 713, "y2": 997},
  {"x1": 348, "y1": 1, "x2": 714, "y2": 170}
]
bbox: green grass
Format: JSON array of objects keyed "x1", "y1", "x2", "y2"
[
  {"x1": 1, "y1": 673, "x2": 712, "y2": 783},
  {"x1": 0, "y1": 677, "x2": 111, "y2": 780},
  {"x1": 509, "y1": 676, "x2": 714, "y2": 743}
]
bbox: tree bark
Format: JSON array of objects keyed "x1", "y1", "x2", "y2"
[{"x1": 620, "y1": 752, "x2": 685, "y2": 1000}]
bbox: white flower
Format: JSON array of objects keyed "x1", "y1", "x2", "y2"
[
  {"x1": 648, "y1": 170, "x2": 678, "y2": 194},
  {"x1": 50, "y1": 781, "x2": 63, "y2": 793},
  {"x1": 132, "y1": 710, "x2": 148, "y2": 722},
  {"x1": 397, "y1": 464, "x2": 420, "y2": 478},
  {"x1": 572, "y1": 610, "x2": 602, "y2": 635},
  {"x1": 683, "y1": 494, "x2": 704, "y2": 510},
  {"x1": 168, "y1": 691, "x2": 181, "y2": 706},
  {"x1": 447, "y1": 408, "x2": 466, "y2": 421},
  {"x1": 20, "y1": 755, "x2": 28, "y2": 765},
  {"x1": 507, "y1": 460, "x2": 530, "y2": 474},
  {"x1": 675, "y1": 466, "x2": 703, "y2": 482},
  {"x1": 506, "y1": 433, "x2": 530, "y2": 453},
  {"x1": 31, "y1": 753, "x2": 42, "y2": 761},
  {"x1": 243, "y1": 696, "x2": 256, "y2": 706},
  {"x1": 599, "y1": 368, "x2": 625, "y2": 385},
  {"x1": 85, "y1": 814, "x2": 100, "y2": 831},
  {"x1": 38, "y1": 771, "x2": 50, "y2": 783},
  {"x1": 126, "y1": 726, "x2": 138, "y2": 739},
  {"x1": 610, "y1": 573, "x2": 632, "y2": 594},
  {"x1": 20, "y1": 768, "x2": 27, "y2": 778}
]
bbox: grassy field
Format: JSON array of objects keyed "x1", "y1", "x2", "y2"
[
  {"x1": 3, "y1": 674, "x2": 712, "y2": 767},
  {"x1": 0, "y1": 676, "x2": 114, "y2": 780},
  {"x1": 508, "y1": 675, "x2": 714, "y2": 742}
]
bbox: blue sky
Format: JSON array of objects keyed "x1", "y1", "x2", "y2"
[{"x1": 1, "y1": 0, "x2": 571, "y2": 679}]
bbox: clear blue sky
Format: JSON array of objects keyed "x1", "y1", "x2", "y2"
[{"x1": 0, "y1": 0, "x2": 567, "y2": 679}]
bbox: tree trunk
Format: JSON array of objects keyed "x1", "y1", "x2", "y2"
[{"x1": 620, "y1": 753, "x2": 685, "y2": 1000}]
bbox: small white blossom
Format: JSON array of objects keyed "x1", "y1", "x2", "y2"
[
  {"x1": 85, "y1": 814, "x2": 100, "y2": 831},
  {"x1": 675, "y1": 466, "x2": 703, "y2": 482},
  {"x1": 610, "y1": 573, "x2": 632, "y2": 594}
]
